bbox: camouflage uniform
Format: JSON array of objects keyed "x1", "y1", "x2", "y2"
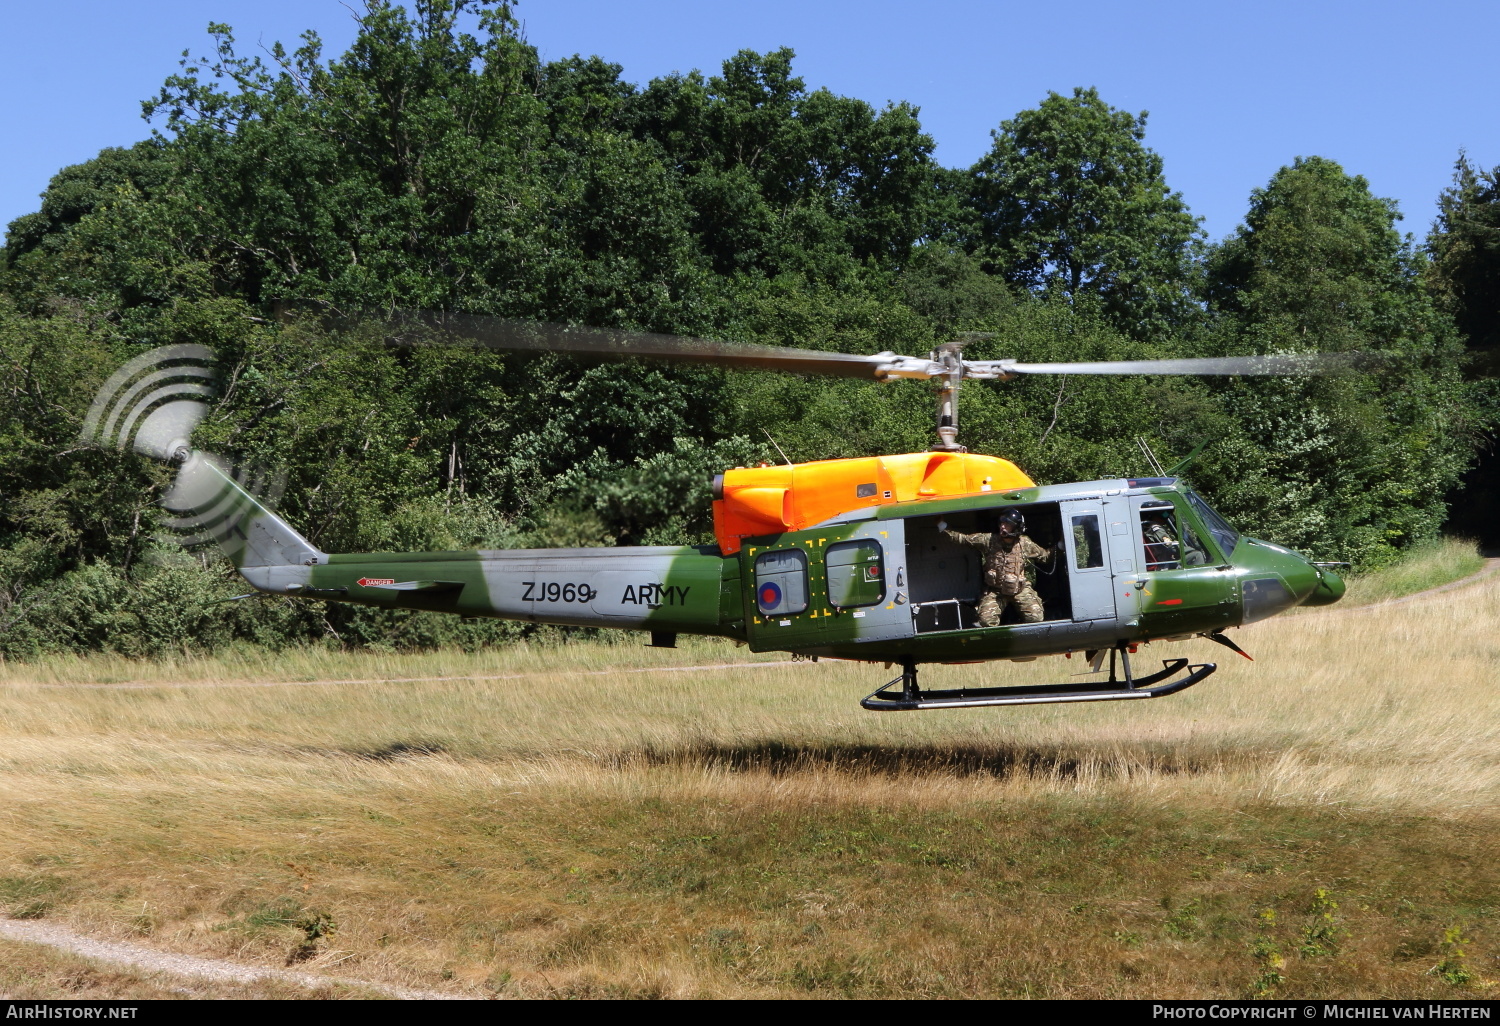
[{"x1": 943, "y1": 529, "x2": 1049, "y2": 626}]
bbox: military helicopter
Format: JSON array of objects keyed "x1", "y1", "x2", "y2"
[{"x1": 81, "y1": 319, "x2": 1351, "y2": 711}]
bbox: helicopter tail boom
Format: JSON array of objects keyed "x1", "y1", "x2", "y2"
[{"x1": 162, "y1": 451, "x2": 327, "y2": 579}]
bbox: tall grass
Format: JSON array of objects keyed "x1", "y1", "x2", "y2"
[
  {"x1": 1338, "y1": 536, "x2": 1486, "y2": 607},
  {"x1": 1, "y1": 544, "x2": 1496, "y2": 997}
]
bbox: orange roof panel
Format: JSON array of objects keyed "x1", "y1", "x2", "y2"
[{"x1": 712, "y1": 452, "x2": 1034, "y2": 554}]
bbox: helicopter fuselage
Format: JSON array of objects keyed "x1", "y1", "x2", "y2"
[
  {"x1": 89, "y1": 335, "x2": 1360, "y2": 709},
  {"x1": 240, "y1": 475, "x2": 1344, "y2": 668}
]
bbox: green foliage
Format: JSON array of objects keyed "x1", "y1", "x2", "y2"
[
  {"x1": 1298, "y1": 888, "x2": 1346, "y2": 957},
  {"x1": 1163, "y1": 896, "x2": 1202, "y2": 939},
  {"x1": 1428, "y1": 154, "x2": 1500, "y2": 354},
  {"x1": 572, "y1": 435, "x2": 771, "y2": 546},
  {"x1": 1247, "y1": 909, "x2": 1285, "y2": 997},
  {"x1": 1431, "y1": 925, "x2": 1476, "y2": 986},
  {"x1": 1200, "y1": 157, "x2": 1480, "y2": 564},
  {"x1": 963, "y1": 87, "x2": 1203, "y2": 336},
  {"x1": 1207, "y1": 156, "x2": 1414, "y2": 342},
  {"x1": 0, "y1": 4, "x2": 1489, "y2": 658},
  {"x1": 627, "y1": 47, "x2": 939, "y2": 283}
]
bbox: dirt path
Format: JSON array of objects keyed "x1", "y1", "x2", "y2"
[
  {"x1": 0, "y1": 917, "x2": 466, "y2": 999},
  {"x1": 1319, "y1": 557, "x2": 1500, "y2": 615},
  {"x1": 7, "y1": 659, "x2": 800, "y2": 691}
]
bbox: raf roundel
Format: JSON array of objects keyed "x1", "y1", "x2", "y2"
[{"x1": 757, "y1": 581, "x2": 783, "y2": 613}]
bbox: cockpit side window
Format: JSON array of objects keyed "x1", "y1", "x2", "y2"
[
  {"x1": 1139, "y1": 502, "x2": 1211, "y2": 571},
  {"x1": 1185, "y1": 489, "x2": 1240, "y2": 557}
]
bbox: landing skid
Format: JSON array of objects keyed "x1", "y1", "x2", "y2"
[{"x1": 860, "y1": 645, "x2": 1217, "y2": 711}]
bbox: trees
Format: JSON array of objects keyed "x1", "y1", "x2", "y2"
[
  {"x1": 1425, "y1": 154, "x2": 1500, "y2": 544},
  {"x1": 1428, "y1": 153, "x2": 1500, "y2": 355},
  {"x1": 135, "y1": 1, "x2": 701, "y2": 323},
  {"x1": 1206, "y1": 157, "x2": 1415, "y2": 347},
  {"x1": 1199, "y1": 157, "x2": 1476, "y2": 563},
  {"x1": 626, "y1": 48, "x2": 939, "y2": 283},
  {"x1": 963, "y1": 87, "x2": 1202, "y2": 336}
]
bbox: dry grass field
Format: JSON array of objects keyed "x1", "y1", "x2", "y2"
[{"x1": 0, "y1": 542, "x2": 1495, "y2": 999}]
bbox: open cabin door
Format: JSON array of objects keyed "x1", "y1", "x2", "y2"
[{"x1": 1058, "y1": 500, "x2": 1116, "y2": 622}]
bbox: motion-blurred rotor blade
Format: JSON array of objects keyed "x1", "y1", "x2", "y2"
[
  {"x1": 278, "y1": 303, "x2": 1380, "y2": 384},
  {"x1": 79, "y1": 343, "x2": 218, "y2": 460},
  {"x1": 968, "y1": 353, "x2": 1372, "y2": 379},
  {"x1": 381, "y1": 312, "x2": 943, "y2": 381}
]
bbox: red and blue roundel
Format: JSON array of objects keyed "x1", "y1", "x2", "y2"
[{"x1": 757, "y1": 581, "x2": 784, "y2": 613}]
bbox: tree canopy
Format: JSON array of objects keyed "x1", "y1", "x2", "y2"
[
  {"x1": 1428, "y1": 153, "x2": 1500, "y2": 356},
  {"x1": 962, "y1": 87, "x2": 1203, "y2": 337},
  {"x1": 0, "y1": 1, "x2": 1487, "y2": 659},
  {"x1": 1200, "y1": 157, "x2": 1476, "y2": 558}
]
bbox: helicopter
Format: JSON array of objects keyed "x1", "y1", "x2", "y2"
[{"x1": 80, "y1": 318, "x2": 1351, "y2": 711}]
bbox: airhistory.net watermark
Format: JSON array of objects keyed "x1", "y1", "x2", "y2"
[{"x1": 5, "y1": 1009, "x2": 137, "y2": 1019}]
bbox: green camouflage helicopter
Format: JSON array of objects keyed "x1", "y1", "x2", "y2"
[{"x1": 81, "y1": 321, "x2": 1350, "y2": 711}]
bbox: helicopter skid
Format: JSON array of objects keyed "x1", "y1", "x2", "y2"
[{"x1": 861, "y1": 656, "x2": 1216, "y2": 711}]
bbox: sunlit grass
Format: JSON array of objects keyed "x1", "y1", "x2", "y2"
[
  {"x1": 0, "y1": 543, "x2": 1496, "y2": 997},
  {"x1": 1340, "y1": 536, "x2": 1486, "y2": 607}
]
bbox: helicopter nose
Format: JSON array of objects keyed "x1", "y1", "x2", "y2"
[
  {"x1": 1236, "y1": 538, "x2": 1335, "y2": 622},
  {"x1": 1280, "y1": 550, "x2": 1322, "y2": 604},
  {"x1": 1301, "y1": 564, "x2": 1347, "y2": 606}
]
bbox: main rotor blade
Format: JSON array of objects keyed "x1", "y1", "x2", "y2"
[
  {"x1": 279, "y1": 303, "x2": 1378, "y2": 382},
  {"x1": 973, "y1": 353, "x2": 1372, "y2": 378},
  {"x1": 384, "y1": 312, "x2": 920, "y2": 380}
]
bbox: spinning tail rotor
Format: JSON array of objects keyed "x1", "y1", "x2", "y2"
[
  {"x1": 79, "y1": 343, "x2": 217, "y2": 462},
  {"x1": 79, "y1": 345, "x2": 321, "y2": 569}
]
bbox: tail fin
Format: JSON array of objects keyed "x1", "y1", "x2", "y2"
[{"x1": 162, "y1": 452, "x2": 325, "y2": 570}]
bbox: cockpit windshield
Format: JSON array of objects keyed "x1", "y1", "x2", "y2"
[{"x1": 1184, "y1": 489, "x2": 1241, "y2": 558}]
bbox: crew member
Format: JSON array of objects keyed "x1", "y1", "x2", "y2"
[
  {"x1": 1142, "y1": 511, "x2": 1181, "y2": 570},
  {"x1": 938, "y1": 510, "x2": 1057, "y2": 626}
]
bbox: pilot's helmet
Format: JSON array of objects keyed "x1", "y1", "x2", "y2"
[{"x1": 996, "y1": 509, "x2": 1025, "y2": 536}]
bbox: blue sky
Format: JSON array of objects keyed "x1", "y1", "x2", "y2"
[{"x1": 3, "y1": 0, "x2": 1496, "y2": 245}]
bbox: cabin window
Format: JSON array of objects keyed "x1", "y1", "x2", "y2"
[
  {"x1": 1070, "y1": 514, "x2": 1104, "y2": 569},
  {"x1": 826, "y1": 539, "x2": 885, "y2": 609},
  {"x1": 754, "y1": 549, "x2": 809, "y2": 615},
  {"x1": 1139, "y1": 503, "x2": 1212, "y2": 571}
]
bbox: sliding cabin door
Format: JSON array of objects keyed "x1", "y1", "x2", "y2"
[{"x1": 1059, "y1": 500, "x2": 1115, "y2": 622}]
